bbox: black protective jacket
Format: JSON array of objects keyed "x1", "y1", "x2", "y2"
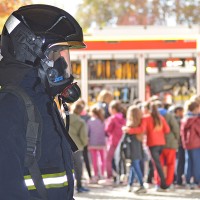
[{"x1": 0, "y1": 58, "x2": 76, "y2": 200}]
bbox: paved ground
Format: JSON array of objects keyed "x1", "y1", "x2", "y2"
[{"x1": 74, "y1": 182, "x2": 200, "y2": 200}]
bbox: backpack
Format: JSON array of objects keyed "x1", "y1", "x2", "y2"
[
  {"x1": 0, "y1": 85, "x2": 47, "y2": 200},
  {"x1": 121, "y1": 134, "x2": 132, "y2": 160}
]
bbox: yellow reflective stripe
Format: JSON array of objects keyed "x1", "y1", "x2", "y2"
[
  {"x1": 45, "y1": 182, "x2": 68, "y2": 189},
  {"x1": 24, "y1": 171, "x2": 68, "y2": 190},
  {"x1": 27, "y1": 185, "x2": 36, "y2": 190},
  {"x1": 24, "y1": 171, "x2": 67, "y2": 180}
]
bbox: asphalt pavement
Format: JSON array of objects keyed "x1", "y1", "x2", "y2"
[{"x1": 74, "y1": 181, "x2": 200, "y2": 200}]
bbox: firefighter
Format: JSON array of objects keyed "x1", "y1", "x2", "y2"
[{"x1": 0, "y1": 4, "x2": 85, "y2": 200}]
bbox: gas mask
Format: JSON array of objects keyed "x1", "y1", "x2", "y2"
[{"x1": 38, "y1": 45, "x2": 81, "y2": 103}]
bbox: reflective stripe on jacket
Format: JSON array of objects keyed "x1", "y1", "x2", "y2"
[{"x1": 24, "y1": 171, "x2": 68, "y2": 190}]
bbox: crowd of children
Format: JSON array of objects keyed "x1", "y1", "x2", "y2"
[{"x1": 64, "y1": 89, "x2": 200, "y2": 194}]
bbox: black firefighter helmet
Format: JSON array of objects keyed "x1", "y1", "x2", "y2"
[{"x1": 1, "y1": 4, "x2": 85, "y2": 100}]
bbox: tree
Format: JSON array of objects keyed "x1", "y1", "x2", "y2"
[
  {"x1": 75, "y1": 0, "x2": 114, "y2": 30},
  {"x1": 75, "y1": 0, "x2": 149, "y2": 29},
  {"x1": 75, "y1": 0, "x2": 200, "y2": 31},
  {"x1": 0, "y1": 0, "x2": 31, "y2": 17},
  {"x1": 116, "y1": 0, "x2": 148, "y2": 26},
  {"x1": 181, "y1": 0, "x2": 200, "y2": 27},
  {"x1": 0, "y1": 0, "x2": 31, "y2": 32}
]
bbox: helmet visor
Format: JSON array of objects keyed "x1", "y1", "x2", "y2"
[{"x1": 44, "y1": 46, "x2": 71, "y2": 84}]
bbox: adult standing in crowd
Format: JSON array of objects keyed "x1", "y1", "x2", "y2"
[
  {"x1": 181, "y1": 101, "x2": 200, "y2": 189},
  {"x1": 77, "y1": 99, "x2": 93, "y2": 182},
  {"x1": 157, "y1": 102, "x2": 180, "y2": 188},
  {"x1": 172, "y1": 105, "x2": 185, "y2": 186},
  {"x1": 69, "y1": 102, "x2": 89, "y2": 193}
]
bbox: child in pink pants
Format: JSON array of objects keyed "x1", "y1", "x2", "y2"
[{"x1": 87, "y1": 105, "x2": 106, "y2": 181}]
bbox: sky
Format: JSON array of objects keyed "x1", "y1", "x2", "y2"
[{"x1": 32, "y1": 0, "x2": 82, "y2": 16}]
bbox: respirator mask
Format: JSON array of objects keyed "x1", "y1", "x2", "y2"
[{"x1": 39, "y1": 45, "x2": 81, "y2": 103}]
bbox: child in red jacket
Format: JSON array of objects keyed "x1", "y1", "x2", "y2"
[{"x1": 123, "y1": 102, "x2": 170, "y2": 190}]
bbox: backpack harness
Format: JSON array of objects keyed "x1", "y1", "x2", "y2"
[{"x1": 0, "y1": 85, "x2": 47, "y2": 200}]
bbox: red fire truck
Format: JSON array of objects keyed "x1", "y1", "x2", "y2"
[{"x1": 70, "y1": 26, "x2": 200, "y2": 105}]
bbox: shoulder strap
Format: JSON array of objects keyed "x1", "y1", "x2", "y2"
[{"x1": 0, "y1": 86, "x2": 47, "y2": 200}]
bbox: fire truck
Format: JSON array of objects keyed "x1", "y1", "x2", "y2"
[{"x1": 70, "y1": 26, "x2": 200, "y2": 105}]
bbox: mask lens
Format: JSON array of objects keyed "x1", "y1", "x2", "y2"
[{"x1": 45, "y1": 46, "x2": 71, "y2": 83}]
